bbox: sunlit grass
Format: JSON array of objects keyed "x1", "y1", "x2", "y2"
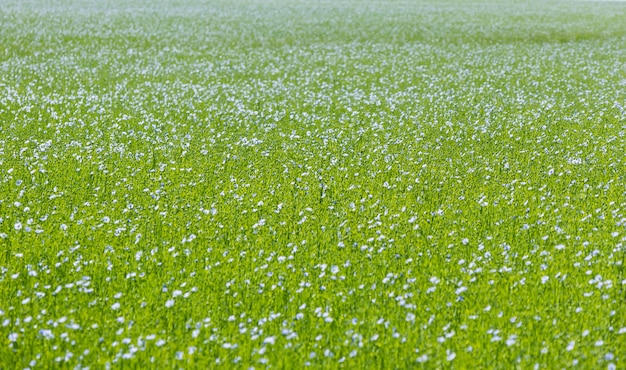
[{"x1": 1, "y1": 0, "x2": 625, "y2": 368}]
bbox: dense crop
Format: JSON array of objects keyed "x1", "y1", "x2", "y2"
[{"x1": 1, "y1": 0, "x2": 625, "y2": 368}]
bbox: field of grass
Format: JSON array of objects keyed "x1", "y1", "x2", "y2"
[{"x1": 1, "y1": 0, "x2": 626, "y2": 368}]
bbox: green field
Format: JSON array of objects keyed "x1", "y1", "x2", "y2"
[{"x1": 1, "y1": 0, "x2": 626, "y2": 368}]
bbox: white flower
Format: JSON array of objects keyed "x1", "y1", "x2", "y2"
[
  {"x1": 506, "y1": 335, "x2": 517, "y2": 346},
  {"x1": 111, "y1": 302, "x2": 120, "y2": 310},
  {"x1": 39, "y1": 329, "x2": 54, "y2": 339},
  {"x1": 8, "y1": 333, "x2": 18, "y2": 342},
  {"x1": 446, "y1": 350, "x2": 456, "y2": 361},
  {"x1": 165, "y1": 300, "x2": 175, "y2": 308},
  {"x1": 263, "y1": 336, "x2": 276, "y2": 345}
]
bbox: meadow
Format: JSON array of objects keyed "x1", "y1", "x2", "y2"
[{"x1": 1, "y1": 0, "x2": 626, "y2": 368}]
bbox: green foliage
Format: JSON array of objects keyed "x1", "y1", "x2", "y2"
[{"x1": 1, "y1": 0, "x2": 625, "y2": 368}]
